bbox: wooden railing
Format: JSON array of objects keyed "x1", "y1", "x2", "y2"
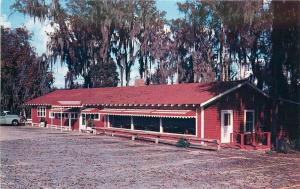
[
  {"x1": 231, "y1": 131, "x2": 271, "y2": 149},
  {"x1": 95, "y1": 127, "x2": 221, "y2": 150},
  {"x1": 30, "y1": 122, "x2": 71, "y2": 131}
]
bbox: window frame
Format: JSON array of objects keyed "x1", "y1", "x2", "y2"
[
  {"x1": 70, "y1": 113, "x2": 78, "y2": 119},
  {"x1": 37, "y1": 107, "x2": 46, "y2": 117},
  {"x1": 244, "y1": 110, "x2": 255, "y2": 133},
  {"x1": 81, "y1": 113, "x2": 100, "y2": 121},
  {"x1": 49, "y1": 112, "x2": 54, "y2": 118}
]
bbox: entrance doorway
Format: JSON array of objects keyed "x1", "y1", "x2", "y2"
[{"x1": 221, "y1": 110, "x2": 233, "y2": 143}]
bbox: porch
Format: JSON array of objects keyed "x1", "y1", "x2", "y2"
[{"x1": 229, "y1": 131, "x2": 271, "y2": 150}]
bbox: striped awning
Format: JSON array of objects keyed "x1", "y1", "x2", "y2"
[
  {"x1": 49, "y1": 108, "x2": 71, "y2": 113},
  {"x1": 81, "y1": 108, "x2": 100, "y2": 113},
  {"x1": 98, "y1": 109, "x2": 196, "y2": 118}
]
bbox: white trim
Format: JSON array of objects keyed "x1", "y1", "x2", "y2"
[
  {"x1": 200, "y1": 82, "x2": 269, "y2": 107},
  {"x1": 278, "y1": 97, "x2": 300, "y2": 105},
  {"x1": 131, "y1": 116, "x2": 134, "y2": 130},
  {"x1": 68, "y1": 112, "x2": 72, "y2": 130},
  {"x1": 108, "y1": 127, "x2": 196, "y2": 137},
  {"x1": 200, "y1": 83, "x2": 246, "y2": 107},
  {"x1": 200, "y1": 107, "x2": 204, "y2": 139},
  {"x1": 244, "y1": 110, "x2": 255, "y2": 133},
  {"x1": 195, "y1": 108, "x2": 198, "y2": 137},
  {"x1": 80, "y1": 113, "x2": 100, "y2": 120},
  {"x1": 246, "y1": 83, "x2": 270, "y2": 98},
  {"x1": 49, "y1": 112, "x2": 54, "y2": 118},
  {"x1": 37, "y1": 106, "x2": 46, "y2": 117},
  {"x1": 159, "y1": 118, "x2": 163, "y2": 133}
]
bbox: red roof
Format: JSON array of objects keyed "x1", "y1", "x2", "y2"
[{"x1": 26, "y1": 80, "x2": 247, "y2": 106}]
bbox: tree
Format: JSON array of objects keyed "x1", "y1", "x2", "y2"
[
  {"x1": 84, "y1": 58, "x2": 119, "y2": 88},
  {"x1": 1, "y1": 26, "x2": 54, "y2": 113},
  {"x1": 268, "y1": 1, "x2": 300, "y2": 142}
]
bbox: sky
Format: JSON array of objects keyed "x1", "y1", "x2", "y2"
[{"x1": 1, "y1": 0, "x2": 183, "y2": 88}]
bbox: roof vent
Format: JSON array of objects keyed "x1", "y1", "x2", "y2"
[{"x1": 134, "y1": 79, "x2": 145, "y2": 87}]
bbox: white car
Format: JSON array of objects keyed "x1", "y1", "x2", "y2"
[{"x1": 0, "y1": 111, "x2": 21, "y2": 126}]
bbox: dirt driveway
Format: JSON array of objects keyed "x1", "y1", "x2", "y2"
[{"x1": 1, "y1": 126, "x2": 299, "y2": 189}]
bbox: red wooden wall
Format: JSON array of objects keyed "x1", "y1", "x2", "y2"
[{"x1": 203, "y1": 85, "x2": 271, "y2": 141}]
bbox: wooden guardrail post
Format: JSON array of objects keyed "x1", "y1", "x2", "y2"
[
  {"x1": 132, "y1": 135, "x2": 136, "y2": 141},
  {"x1": 216, "y1": 140, "x2": 220, "y2": 150},
  {"x1": 267, "y1": 132, "x2": 271, "y2": 148},
  {"x1": 252, "y1": 133, "x2": 256, "y2": 147},
  {"x1": 240, "y1": 133, "x2": 244, "y2": 149}
]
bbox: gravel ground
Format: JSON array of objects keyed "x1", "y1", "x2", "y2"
[{"x1": 1, "y1": 126, "x2": 299, "y2": 189}]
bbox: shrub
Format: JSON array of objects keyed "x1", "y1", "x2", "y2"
[
  {"x1": 40, "y1": 117, "x2": 45, "y2": 123},
  {"x1": 277, "y1": 138, "x2": 290, "y2": 153},
  {"x1": 176, "y1": 138, "x2": 190, "y2": 148},
  {"x1": 290, "y1": 139, "x2": 300, "y2": 151},
  {"x1": 87, "y1": 119, "x2": 94, "y2": 128}
]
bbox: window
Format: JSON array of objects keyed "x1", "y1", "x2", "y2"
[
  {"x1": 244, "y1": 110, "x2": 254, "y2": 132},
  {"x1": 49, "y1": 112, "x2": 54, "y2": 118},
  {"x1": 62, "y1": 113, "x2": 68, "y2": 118},
  {"x1": 82, "y1": 113, "x2": 99, "y2": 120},
  {"x1": 162, "y1": 118, "x2": 195, "y2": 135},
  {"x1": 82, "y1": 114, "x2": 86, "y2": 125},
  {"x1": 81, "y1": 113, "x2": 100, "y2": 125},
  {"x1": 70, "y1": 113, "x2": 78, "y2": 119},
  {"x1": 224, "y1": 113, "x2": 231, "y2": 126},
  {"x1": 133, "y1": 117, "x2": 160, "y2": 132},
  {"x1": 37, "y1": 107, "x2": 46, "y2": 117},
  {"x1": 110, "y1": 115, "x2": 131, "y2": 129},
  {"x1": 55, "y1": 113, "x2": 61, "y2": 119}
]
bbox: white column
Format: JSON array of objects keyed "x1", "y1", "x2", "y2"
[
  {"x1": 107, "y1": 115, "x2": 110, "y2": 128},
  {"x1": 60, "y1": 111, "x2": 63, "y2": 132},
  {"x1": 131, "y1": 116, "x2": 134, "y2": 130},
  {"x1": 201, "y1": 107, "x2": 205, "y2": 139},
  {"x1": 51, "y1": 117, "x2": 53, "y2": 130},
  {"x1": 68, "y1": 113, "x2": 71, "y2": 131},
  {"x1": 159, "y1": 118, "x2": 163, "y2": 133}
]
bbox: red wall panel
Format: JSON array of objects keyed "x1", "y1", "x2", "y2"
[{"x1": 204, "y1": 85, "x2": 271, "y2": 142}]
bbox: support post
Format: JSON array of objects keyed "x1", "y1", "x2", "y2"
[
  {"x1": 131, "y1": 116, "x2": 134, "y2": 130},
  {"x1": 267, "y1": 132, "x2": 271, "y2": 149},
  {"x1": 159, "y1": 118, "x2": 163, "y2": 133},
  {"x1": 252, "y1": 132, "x2": 256, "y2": 147},
  {"x1": 107, "y1": 115, "x2": 110, "y2": 128},
  {"x1": 60, "y1": 111, "x2": 63, "y2": 132},
  {"x1": 240, "y1": 133, "x2": 244, "y2": 149},
  {"x1": 68, "y1": 113, "x2": 71, "y2": 131},
  {"x1": 200, "y1": 107, "x2": 204, "y2": 144},
  {"x1": 51, "y1": 117, "x2": 53, "y2": 130}
]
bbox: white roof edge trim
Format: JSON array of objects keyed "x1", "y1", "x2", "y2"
[
  {"x1": 278, "y1": 97, "x2": 300, "y2": 105},
  {"x1": 200, "y1": 81, "x2": 269, "y2": 107},
  {"x1": 246, "y1": 82, "x2": 270, "y2": 98}
]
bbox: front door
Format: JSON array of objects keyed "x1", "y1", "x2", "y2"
[
  {"x1": 221, "y1": 110, "x2": 233, "y2": 143},
  {"x1": 79, "y1": 113, "x2": 86, "y2": 130}
]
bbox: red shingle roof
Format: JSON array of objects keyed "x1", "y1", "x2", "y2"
[{"x1": 26, "y1": 80, "x2": 247, "y2": 106}]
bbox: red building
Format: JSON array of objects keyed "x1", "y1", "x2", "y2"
[{"x1": 25, "y1": 80, "x2": 272, "y2": 149}]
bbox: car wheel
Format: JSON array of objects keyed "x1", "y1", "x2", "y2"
[{"x1": 12, "y1": 120, "x2": 19, "y2": 126}]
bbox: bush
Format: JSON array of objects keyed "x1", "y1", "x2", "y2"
[
  {"x1": 277, "y1": 138, "x2": 291, "y2": 153},
  {"x1": 176, "y1": 138, "x2": 190, "y2": 148},
  {"x1": 87, "y1": 119, "x2": 94, "y2": 128},
  {"x1": 40, "y1": 117, "x2": 46, "y2": 123},
  {"x1": 290, "y1": 139, "x2": 300, "y2": 151}
]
